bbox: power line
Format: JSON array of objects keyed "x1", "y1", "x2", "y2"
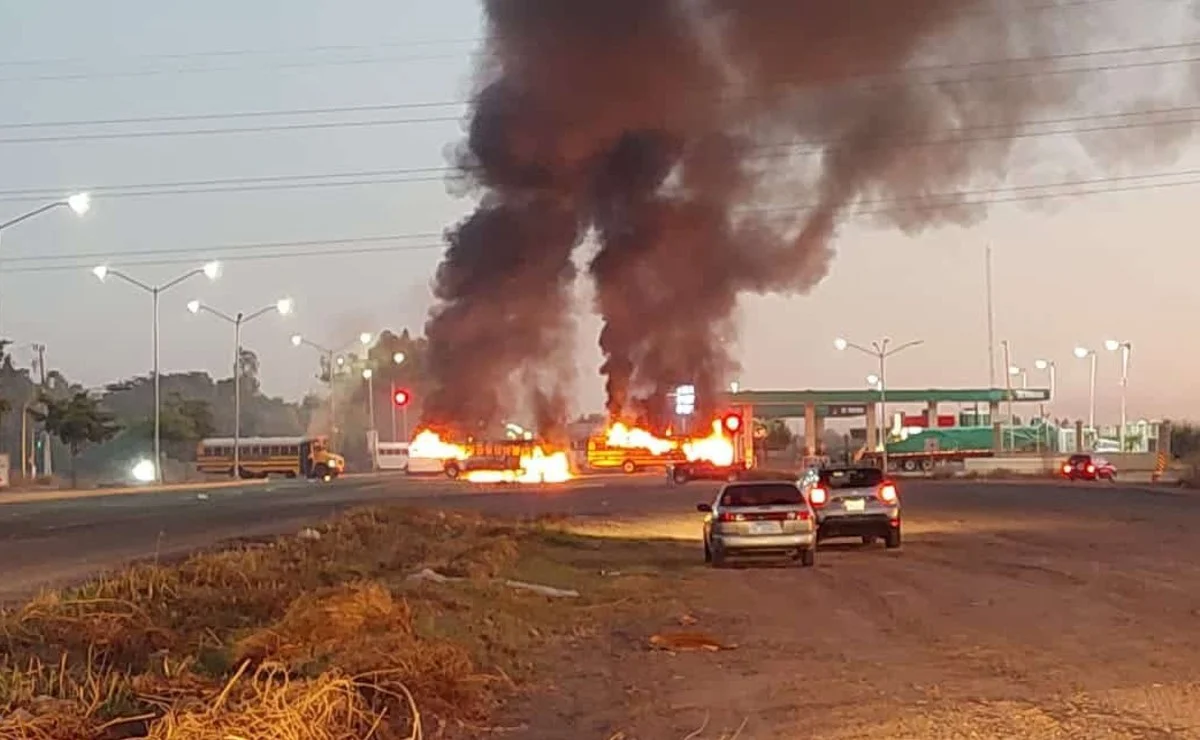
[
  {"x1": 3, "y1": 37, "x2": 1198, "y2": 135},
  {"x1": 0, "y1": 232, "x2": 444, "y2": 265},
  {"x1": 0, "y1": 115, "x2": 459, "y2": 146},
  {"x1": 0, "y1": 0, "x2": 1140, "y2": 76},
  {"x1": 1, "y1": 53, "x2": 1197, "y2": 147},
  {"x1": 3, "y1": 102, "x2": 1200, "y2": 203},
  {"x1": 6, "y1": 167, "x2": 1200, "y2": 275},
  {"x1": 0, "y1": 101, "x2": 464, "y2": 130}
]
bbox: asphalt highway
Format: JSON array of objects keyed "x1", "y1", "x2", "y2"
[{"x1": 0, "y1": 473, "x2": 1191, "y2": 603}]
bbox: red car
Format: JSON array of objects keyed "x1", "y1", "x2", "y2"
[{"x1": 1062, "y1": 454, "x2": 1117, "y2": 481}]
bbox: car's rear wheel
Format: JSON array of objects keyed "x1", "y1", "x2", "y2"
[
  {"x1": 799, "y1": 547, "x2": 816, "y2": 568},
  {"x1": 703, "y1": 540, "x2": 712, "y2": 563},
  {"x1": 885, "y1": 527, "x2": 902, "y2": 549},
  {"x1": 709, "y1": 547, "x2": 726, "y2": 568},
  {"x1": 622, "y1": 460, "x2": 637, "y2": 474}
]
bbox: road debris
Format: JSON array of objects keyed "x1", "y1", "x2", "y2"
[
  {"x1": 648, "y1": 631, "x2": 736, "y2": 652},
  {"x1": 504, "y1": 580, "x2": 580, "y2": 598}
]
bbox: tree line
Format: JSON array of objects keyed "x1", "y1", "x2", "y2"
[{"x1": 0, "y1": 328, "x2": 431, "y2": 485}]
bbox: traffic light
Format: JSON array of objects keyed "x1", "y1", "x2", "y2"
[
  {"x1": 722, "y1": 413, "x2": 742, "y2": 434},
  {"x1": 393, "y1": 388, "x2": 411, "y2": 407}
]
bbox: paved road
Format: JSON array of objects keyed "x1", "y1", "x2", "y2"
[{"x1": 0, "y1": 473, "x2": 1190, "y2": 603}]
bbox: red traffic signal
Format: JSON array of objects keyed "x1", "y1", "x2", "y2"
[
  {"x1": 722, "y1": 413, "x2": 742, "y2": 433},
  {"x1": 393, "y1": 389, "x2": 411, "y2": 407}
]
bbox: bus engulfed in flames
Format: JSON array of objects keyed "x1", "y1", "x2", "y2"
[
  {"x1": 682, "y1": 420, "x2": 736, "y2": 467},
  {"x1": 407, "y1": 429, "x2": 572, "y2": 483}
]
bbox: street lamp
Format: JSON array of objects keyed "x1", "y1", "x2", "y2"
[
  {"x1": 834, "y1": 336, "x2": 924, "y2": 472},
  {"x1": 188, "y1": 297, "x2": 293, "y2": 478},
  {"x1": 1105, "y1": 339, "x2": 1132, "y2": 451},
  {"x1": 1008, "y1": 365, "x2": 1028, "y2": 389},
  {"x1": 0, "y1": 192, "x2": 91, "y2": 233},
  {"x1": 291, "y1": 333, "x2": 376, "y2": 443},
  {"x1": 92, "y1": 260, "x2": 220, "y2": 482},
  {"x1": 1074, "y1": 346, "x2": 1098, "y2": 432}
]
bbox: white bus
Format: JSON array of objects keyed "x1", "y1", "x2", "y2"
[{"x1": 374, "y1": 442, "x2": 410, "y2": 472}]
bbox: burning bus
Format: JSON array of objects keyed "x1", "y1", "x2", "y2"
[
  {"x1": 583, "y1": 410, "x2": 754, "y2": 479},
  {"x1": 407, "y1": 430, "x2": 572, "y2": 483}
]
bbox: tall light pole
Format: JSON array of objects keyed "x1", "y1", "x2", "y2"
[
  {"x1": 1074, "y1": 346, "x2": 1098, "y2": 435},
  {"x1": 2, "y1": 194, "x2": 91, "y2": 334},
  {"x1": 1000, "y1": 340, "x2": 1015, "y2": 451},
  {"x1": 93, "y1": 260, "x2": 220, "y2": 482},
  {"x1": 0, "y1": 193, "x2": 90, "y2": 233},
  {"x1": 290, "y1": 333, "x2": 374, "y2": 443},
  {"x1": 188, "y1": 297, "x2": 294, "y2": 478},
  {"x1": 1008, "y1": 365, "x2": 1028, "y2": 389},
  {"x1": 834, "y1": 336, "x2": 924, "y2": 472},
  {"x1": 1034, "y1": 359, "x2": 1057, "y2": 453},
  {"x1": 1105, "y1": 339, "x2": 1132, "y2": 451},
  {"x1": 1034, "y1": 359, "x2": 1056, "y2": 407}
]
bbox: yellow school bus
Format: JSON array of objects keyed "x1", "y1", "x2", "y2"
[
  {"x1": 584, "y1": 436, "x2": 686, "y2": 474},
  {"x1": 196, "y1": 435, "x2": 346, "y2": 479}
]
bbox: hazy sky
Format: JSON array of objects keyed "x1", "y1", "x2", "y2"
[{"x1": 1, "y1": 0, "x2": 1197, "y2": 428}]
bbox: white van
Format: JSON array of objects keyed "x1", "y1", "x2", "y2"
[{"x1": 375, "y1": 442, "x2": 410, "y2": 471}]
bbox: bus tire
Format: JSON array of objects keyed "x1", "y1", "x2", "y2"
[
  {"x1": 672, "y1": 467, "x2": 690, "y2": 485},
  {"x1": 312, "y1": 464, "x2": 330, "y2": 480},
  {"x1": 621, "y1": 460, "x2": 637, "y2": 474},
  {"x1": 920, "y1": 458, "x2": 935, "y2": 473},
  {"x1": 445, "y1": 462, "x2": 461, "y2": 480},
  {"x1": 902, "y1": 459, "x2": 918, "y2": 473}
]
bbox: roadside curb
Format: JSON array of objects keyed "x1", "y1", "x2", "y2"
[{"x1": 0, "y1": 478, "x2": 271, "y2": 506}]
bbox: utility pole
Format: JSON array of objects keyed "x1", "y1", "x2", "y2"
[
  {"x1": 985, "y1": 243, "x2": 997, "y2": 389},
  {"x1": 31, "y1": 343, "x2": 51, "y2": 476}
]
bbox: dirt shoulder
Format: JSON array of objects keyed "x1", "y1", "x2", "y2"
[
  {"x1": 510, "y1": 500, "x2": 1200, "y2": 739},
  {"x1": 0, "y1": 507, "x2": 685, "y2": 739}
]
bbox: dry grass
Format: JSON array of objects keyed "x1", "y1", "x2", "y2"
[{"x1": 0, "y1": 507, "x2": 667, "y2": 739}]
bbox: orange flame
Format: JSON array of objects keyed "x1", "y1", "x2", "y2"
[
  {"x1": 464, "y1": 446, "x2": 573, "y2": 484},
  {"x1": 683, "y1": 420, "x2": 735, "y2": 467},
  {"x1": 605, "y1": 422, "x2": 679, "y2": 455},
  {"x1": 409, "y1": 430, "x2": 469, "y2": 460}
]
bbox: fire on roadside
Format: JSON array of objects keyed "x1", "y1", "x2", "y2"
[
  {"x1": 409, "y1": 429, "x2": 469, "y2": 460},
  {"x1": 683, "y1": 420, "x2": 736, "y2": 467},
  {"x1": 409, "y1": 429, "x2": 571, "y2": 484},
  {"x1": 606, "y1": 422, "x2": 678, "y2": 455},
  {"x1": 463, "y1": 446, "x2": 572, "y2": 484}
]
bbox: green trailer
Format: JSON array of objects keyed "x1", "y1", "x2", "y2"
[{"x1": 861, "y1": 424, "x2": 1058, "y2": 472}]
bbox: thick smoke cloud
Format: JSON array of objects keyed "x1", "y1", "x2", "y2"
[{"x1": 423, "y1": 0, "x2": 1193, "y2": 433}]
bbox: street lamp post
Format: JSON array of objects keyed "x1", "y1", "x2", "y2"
[
  {"x1": 188, "y1": 297, "x2": 293, "y2": 478},
  {"x1": 93, "y1": 261, "x2": 220, "y2": 482},
  {"x1": 1034, "y1": 359, "x2": 1057, "y2": 453},
  {"x1": 2, "y1": 194, "x2": 91, "y2": 336},
  {"x1": 290, "y1": 333, "x2": 375, "y2": 443},
  {"x1": 1074, "y1": 346, "x2": 1098, "y2": 434},
  {"x1": 834, "y1": 336, "x2": 924, "y2": 472},
  {"x1": 0, "y1": 193, "x2": 90, "y2": 233},
  {"x1": 1105, "y1": 339, "x2": 1132, "y2": 451}
]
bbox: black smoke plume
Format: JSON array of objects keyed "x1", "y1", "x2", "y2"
[{"x1": 423, "y1": 0, "x2": 1195, "y2": 433}]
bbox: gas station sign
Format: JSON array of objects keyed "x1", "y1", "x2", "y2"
[{"x1": 819, "y1": 404, "x2": 867, "y2": 418}]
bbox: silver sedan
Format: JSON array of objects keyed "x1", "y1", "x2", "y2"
[{"x1": 698, "y1": 480, "x2": 817, "y2": 567}]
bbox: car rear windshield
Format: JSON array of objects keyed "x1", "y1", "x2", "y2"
[
  {"x1": 720, "y1": 483, "x2": 804, "y2": 507},
  {"x1": 1068, "y1": 454, "x2": 1091, "y2": 464},
  {"x1": 821, "y1": 468, "x2": 884, "y2": 489}
]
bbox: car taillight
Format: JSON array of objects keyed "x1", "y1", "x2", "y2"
[
  {"x1": 718, "y1": 511, "x2": 745, "y2": 522},
  {"x1": 809, "y1": 487, "x2": 828, "y2": 506},
  {"x1": 878, "y1": 482, "x2": 898, "y2": 503},
  {"x1": 785, "y1": 510, "x2": 811, "y2": 521},
  {"x1": 1086, "y1": 464, "x2": 1096, "y2": 474},
  {"x1": 1062, "y1": 464, "x2": 1071, "y2": 474}
]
